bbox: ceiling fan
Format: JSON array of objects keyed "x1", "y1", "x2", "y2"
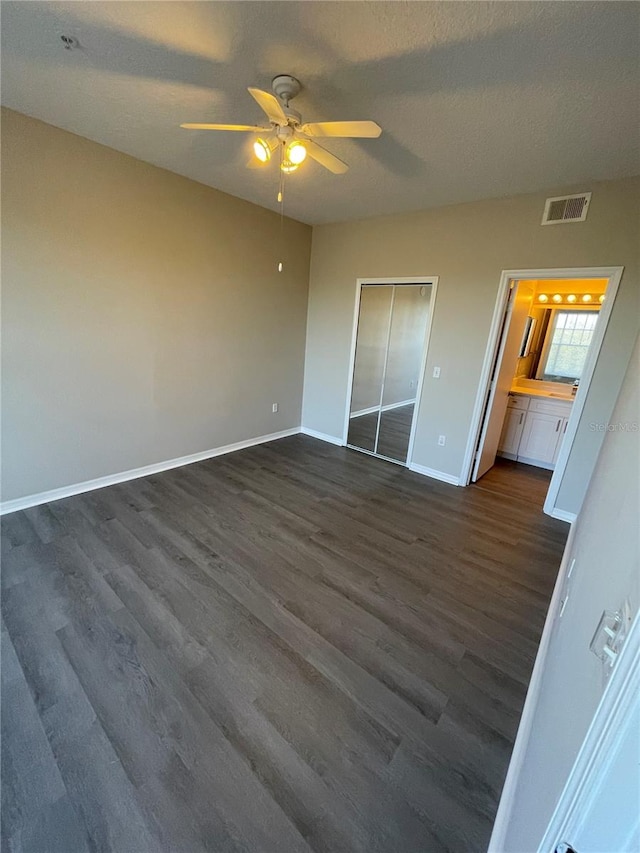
[{"x1": 180, "y1": 75, "x2": 382, "y2": 175}]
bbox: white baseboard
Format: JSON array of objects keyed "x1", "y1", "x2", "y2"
[
  {"x1": 548, "y1": 507, "x2": 577, "y2": 524},
  {"x1": 299, "y1": 427, "x2": 343, "y2": 447},
  {"x1": 0, "y1": 427, "x2": 301, "y2": 516},
  {"x1": 381, "y1": 398, "x2": 415, "y2": 413},
  {"x1": 350, "y1": 405, "x2": 380, "y2": 418},
  {"x1": 408, "y1": 462, "x2": 461, "y2": 486},
  {"x1": 350, "y1": 399, "x2": 416, "y2": 419}
]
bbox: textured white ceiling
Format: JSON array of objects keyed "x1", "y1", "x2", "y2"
[{"x1": 2, "y1": 1, "x2": 638, "y2": 225}]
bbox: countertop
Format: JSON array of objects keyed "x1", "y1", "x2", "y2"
[{"x1": 510, "y1": 383, "x2": 575, "y2": 401}]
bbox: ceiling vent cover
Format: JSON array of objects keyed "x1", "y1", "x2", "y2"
[{"x1": 542, "y1": 192, "x2": 591, "y2": 225}]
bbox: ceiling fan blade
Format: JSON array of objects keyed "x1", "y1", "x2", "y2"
[
  {"x1": 299, "y1": 120, "x2": 382, "y2": 139},
  {"x1": 247, "y1": 88, "x2": 288, "y2": 125},
  {"x1": 181, "y1": 123, "x2": 271, "y2": 132},
  {"x1": 304, "y1": 140, "x2": 349, "y2": 174}
]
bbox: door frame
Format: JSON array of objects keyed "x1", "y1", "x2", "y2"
[
  {"x1": 537, "y1": 610, "x2": 640, "y2": 852},
  {"x1": 459, "y1": 266, "x2": 624, "y2": 518},
  {"x1": 342, "y1": 276, "x2": 439, "y2": 467},
  {"x1": 488, "y1": 512, "x2": 640, "y2": 851}
]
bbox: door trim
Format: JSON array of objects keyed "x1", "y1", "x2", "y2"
[
  {"x1": 537, "y1": 610, "x2": 640, "y2": 852},
  {"x1": 342, "y1": 277, "x2": 439, "y2": 468},
  {"x1": 459, "y1": 266, "x2": 624, "y2": 517}
]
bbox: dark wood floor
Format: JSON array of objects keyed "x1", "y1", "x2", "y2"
[
  {"x1": 1, "y1": 436, "x2": 568, "y2": 852},
  {"x1": 348, "y1": 404, "x2": 414, "y2": 462}
]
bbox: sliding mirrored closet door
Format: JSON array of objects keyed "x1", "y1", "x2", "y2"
[{"x1": 347, "y1": 283, "x2": 432, "y2": 464}]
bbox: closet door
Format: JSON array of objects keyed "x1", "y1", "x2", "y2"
[
  {"x1": 347, "y1": 286, "x2": 393, "y2": 452},
  {"x1": 377, "y1": 285, "x2": 430, "y2": 462}
]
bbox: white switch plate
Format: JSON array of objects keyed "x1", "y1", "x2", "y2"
[
  {"x1": 438, "y1": 435, "x2": 446, "y2": 446},
  {"x1": 433, "y1": 366, "x2": 441, "y2": 378},
  {"x1": 272, "y1": 403, "x2": 278, "y2": 413}
]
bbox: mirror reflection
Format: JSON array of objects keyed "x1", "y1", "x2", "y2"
[{"x1": 347, "y1": 283, "x2": 431, "y2": 464}]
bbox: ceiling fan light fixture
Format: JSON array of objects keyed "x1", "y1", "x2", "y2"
[
  {"x1": 253, "y1": 138, "x2": 271, "y2": 163},
  {"x1": 280, "y1": 159, "x2": 299, "y2": 174},
  {"x1": 286, "y1": 140, "x2": 307, "y2": 165}
]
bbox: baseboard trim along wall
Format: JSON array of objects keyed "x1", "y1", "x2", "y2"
[
  {"x1": 0, "y1": 427, "x2": 301, "y2": 515},
  {"x1": 408, "y1": 462, "x2": 461, "y2": 486},
  {"x1": 299, "y1": 427, "x2": 344, "y2": 446},
  {"x1": 350, "y1": 398, "x2": 416, "y2": 419},
  {"x1": 549, "y1": 507, "x2": 577, "y2": 524}
]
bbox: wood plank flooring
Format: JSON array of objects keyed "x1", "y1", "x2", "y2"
[
  {"x1": 377, "y1": 404, "x2": 414, "y2": 463},
  {"x1": 1, "y1": 436, "x2": 568, "y2": 852},
  {"x1": 348, "y1": 404, "x2": 414, "y2": 463}
]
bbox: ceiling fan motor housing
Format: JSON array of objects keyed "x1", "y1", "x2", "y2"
[{"x1": 271, "y1": 74, "x2": 301, "y2": 107}]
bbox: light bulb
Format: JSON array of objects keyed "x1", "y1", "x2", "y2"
[
  {"x1": 582, "y1": 294, "x2": 592, "y2": 303},
  {"x1": 552, "y1": 294, "x2": 562, "y2": 303},
  {"x1": 599, "y1": 294, "x2": 605, "y2": 303},
  {"x1": 280, "y1": 160, "x2": 299, "y2": 174},
  {"x1": 253, "y1": 138, "x2": 271, "y2": 163},
  {"x1": 286, "y1": 140, "x2": 307, "y2": 165},
  {"x1": 567, "y1": 294, "x2": 577, "y2": 303},
  {"x1": 538, "y1": 294, "x2": 548, "y2": 303},
  {"x1": 278, "y1": 262, "x2": 283, "y2": 272}
]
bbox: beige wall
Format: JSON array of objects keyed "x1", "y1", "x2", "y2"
[
  {"x1": 302, "y1": 177, "x2": 639, "y2": 513},
  {"x1": 501, "y1": 333, "x2": 639, "y2": 851},
  {"x1": 1, "y1": 109, "x2": 312, "y2": 502}
]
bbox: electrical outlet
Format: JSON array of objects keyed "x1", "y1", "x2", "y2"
[
  {"x1": 272, "y1": 403, "x2": 278, "y2": 413},
  {"x1": 438, "y1": 435, "x2": 446, "y2": 446},
  {"x1": 433, "y1": 366, "x2": 441, "y2": 378}
]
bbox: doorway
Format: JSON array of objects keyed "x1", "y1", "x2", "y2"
[
  {"x1": 462, "y1": 266, "x2": 623, "y2": 517},
  {"x1": 344, "y1": 279, "x2": 436, "y2": 466}
]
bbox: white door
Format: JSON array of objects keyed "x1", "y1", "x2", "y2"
[{"x1": 472, "y1": 281, "x2": 534, "y2": 481}]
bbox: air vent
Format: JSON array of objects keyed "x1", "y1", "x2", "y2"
[{"x1": 542, "y1": 193, "x2": 591, "y2": 225}]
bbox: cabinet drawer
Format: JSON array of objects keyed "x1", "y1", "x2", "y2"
[
  {"x1": 506, "y1": 394, "x2": 530, "y2": 411},
  {"x1": 528, "y1": 397, "x2": 573, "y2": 417}
]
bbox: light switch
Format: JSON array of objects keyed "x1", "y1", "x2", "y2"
[{"x1": 433, "y1": 366, "x2": 441, "y2": 378}]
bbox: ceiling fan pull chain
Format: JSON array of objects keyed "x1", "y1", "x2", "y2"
[{"x1": 278, "y1": 145, "x2": 286, "y2": 272}]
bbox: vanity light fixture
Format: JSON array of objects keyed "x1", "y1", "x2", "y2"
[
  {"x1": 552, "y1": 294, "x2": 563, "y2": 303},
  {"x1": 582, "y1": 294, "x2": 592, "y2": 303},
  {"x1": 538, "y1": 294, "x2": 549, "y2": 303},
  {"x1": 599, "y1": 294, "x2": 606, "y2": 303},
  {"x1": 566, "y1": 294, "x2": 577, "y2": 303}
]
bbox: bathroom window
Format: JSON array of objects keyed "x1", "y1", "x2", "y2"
[{"x1": 539, "y1": 310, "x2": 599, "y2": 383}]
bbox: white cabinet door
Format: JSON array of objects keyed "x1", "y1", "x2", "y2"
[
  {"x1": 553, "y1": 417, "x2": 570, "y2": 464},
  {"x1": 498, "y1": 407, "x2": 526, "y2": 456},
  {"x1": 518, "y1": 411, "x2": 563, "y2": 464}
]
